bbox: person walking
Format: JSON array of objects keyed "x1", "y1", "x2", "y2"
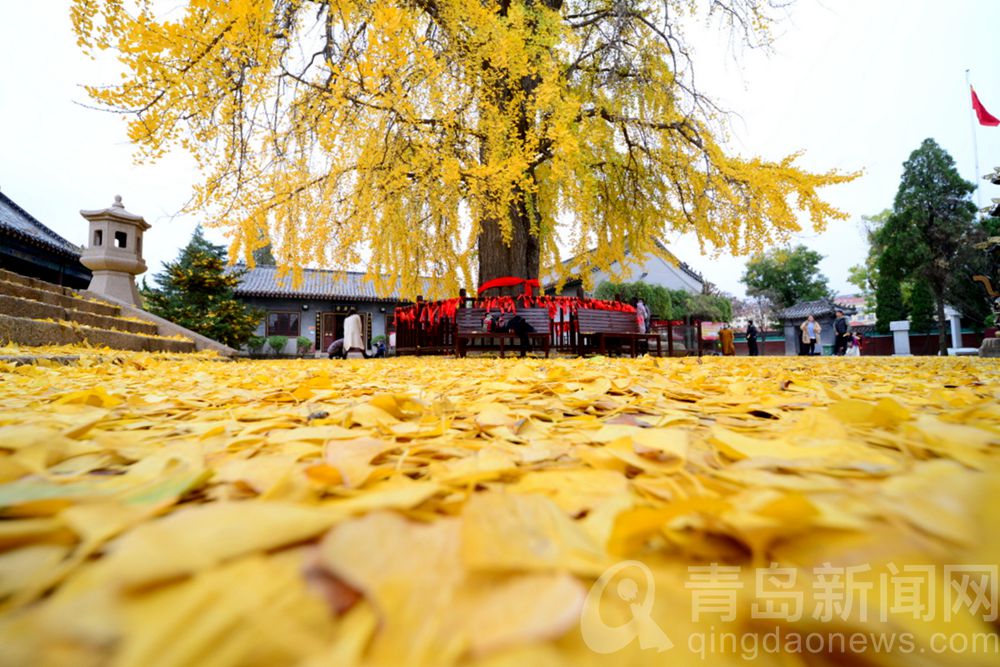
[
  {"x1": 832, "y1": 309, "x2": 850, "y2": 356},
  {"x1": 746, "y1": 320, "x2": 759, "y2": 357},
  {"x1": 800, "y1": 315, "x2": 821, "y2": 355},
  {"x1": 343, "y1": 308, "x2": 366, "y2": 358}
]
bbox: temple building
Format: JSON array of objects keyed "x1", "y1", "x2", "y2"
[
  {"x1": 0, "y1": 191, "x2": 91, "y2": 288},
  {"x1": 545, "y1": 238, "x2": 705, "y2": 297},
  {"x1": 230, "y1": 265, "x2": 427, "y2": 354}
]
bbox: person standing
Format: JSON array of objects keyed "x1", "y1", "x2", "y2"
[
  {"x1": 343, "y1": 307, "x2": 366, "y2": 358},
  {"x1": 719, "y1": 324, "x2": 735, "y2": 356},
  {"x1": 832, "y1": 309, "x2": 850, "y2": 356},
  {"x1": 746, "y1": 320, "x2": 759, "y2": 357},
  {"x1": 636, "y1": 298, "x2": 651, "y2": 333},
  {"x1": 800, "y1": 315, "x2": 821, "y2": 355}
]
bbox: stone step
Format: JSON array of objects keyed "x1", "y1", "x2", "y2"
[
  {"x1": 0, "y1": 314, "x2": 196, "y2": 353},
  {"x1": 0, "y1": 293, "x2": 158, "y2": 336},
  {"x1": 0, "y1": 268, "x2": 80, "y2": 297},
  {"x1": 0, "y1": 277, "x2": 121, "y2": 318}
]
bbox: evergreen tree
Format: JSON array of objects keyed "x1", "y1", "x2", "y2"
[
  {"x1": 252, "y1": 244, "x2": 276, "y2": 267},
  {"x1": 907, "y1": 277, "x2": 935, "y2": 333},
  {"x1": 883, "y1": 139, "x2": 977, "y2": 354},
  {"x1": 943, "y1": 217, "x2": 996, "y2": 331},
  {"x1": 875, "y1": 271, "x2": 907, "y2": 334},
  {"x1": 143, "y1": 227, "x2": 263, "y2": 348},
  {"x1": 250, "y1": 224, "x2": 277, "y2": 266}
]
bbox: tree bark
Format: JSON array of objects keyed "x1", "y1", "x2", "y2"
[
  {"x1": 476, "y1": 2, "x2": 547, "y2": 295},
  {"x1": 934, "y1": 285, "x2": 948, "y2": 356},
  {"x1": 477, "y1": 192, "x2": 540, "y2": 294}
]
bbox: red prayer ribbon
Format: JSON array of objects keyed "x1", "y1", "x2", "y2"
[{"x1": 477, "y1": 276, "x2": 541, "y2": 297}]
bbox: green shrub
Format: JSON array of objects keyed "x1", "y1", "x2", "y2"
[
  {"x1": 246, "y1": 335, "x2": 265, "y2": 354},
  {"x1": 593, "y1": 281, "x2": 671, "y2": 319},
  {"x1": 266, "y1": 335, "x2": 288, "y2": 355},
  {"x1": 296, "y1": 335, "x2": 313, "y2": 354}
]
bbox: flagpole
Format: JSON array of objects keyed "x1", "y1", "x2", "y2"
[{"x1": 966, "y1": 69, "x2": 983, "y2": 209}]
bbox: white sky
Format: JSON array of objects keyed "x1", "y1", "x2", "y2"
[{"x1": 1, "y1": 0, "x2": 998, "y2": 298}]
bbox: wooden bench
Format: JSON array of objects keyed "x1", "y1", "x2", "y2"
[
  {"x1": 393, "y1": 317, "x2": 455, "y2": 356},
  {"x1": 575, "y1": 309, "x2": 662, "y2": 357},
  {"x1": 455, "y1": 308, "x2": 551, "y2": 357}
]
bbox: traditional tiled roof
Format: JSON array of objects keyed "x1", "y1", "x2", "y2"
[
  {"x1": 0, "y1": 191, "x2": 81, "y2": 259},
  {"x1": 230, "y1": 265, "x2": 440, "y2": 302},
  {"x1": 548, "y1": 237, "x2": 704, "y2": 286},
  {"x1": 776, "y1": 298, "x2": 857, "y2": 320}
]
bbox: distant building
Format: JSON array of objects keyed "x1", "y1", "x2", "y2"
[
  {"x1": 231, "y1": 265, "x2": 433, "y2": 354},
  {"x1": 835, "y1": 293, "x2": 876, "y2": 326},
  {"x1": 545, "y1": 238, "x2": 705, "y2": 297},
  {"x1": 0, "y1": 191, "x2": 91, "y2": 288}
]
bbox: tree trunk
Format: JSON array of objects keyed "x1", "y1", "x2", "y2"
[
  {"x1": 934, "y1": 285, "x2": 948, "y2": 356},
  {"x1": 477, "y1": 195, "x2": 540, "y2": 295},
  {"x1": 476, "y1": 5, "x2": 544, "y2": 296}
]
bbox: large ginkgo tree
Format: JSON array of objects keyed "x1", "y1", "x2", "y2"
[{"x1": 72, "y1": 0, "x2": 855, "y2": 297}]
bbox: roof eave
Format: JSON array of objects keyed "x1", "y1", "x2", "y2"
[{"x1": 0, "y1": 224, "x2": 83, "y2": 261}]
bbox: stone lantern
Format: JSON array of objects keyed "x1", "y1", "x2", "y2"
[{"x1": 79, "y1": 195, "x2": 151, "y2": 307}]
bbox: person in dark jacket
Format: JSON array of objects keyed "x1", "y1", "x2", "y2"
[
  {"x1": 327, "y1": 338, "x2": 345, "y2": 359},
  {"x1": 504, "y1": 314, "x2": 536, "y2": 357},
  {"x1": 746, "y1": 320, "x2": 759, "y2": 357},
  {"x1": 832, "y1": 310, "x2": 850, "y2": 356}
]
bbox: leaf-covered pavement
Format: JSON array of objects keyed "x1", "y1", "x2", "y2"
[{"x1": 0, "y1": 351, "x2": 998, "y2": 666}]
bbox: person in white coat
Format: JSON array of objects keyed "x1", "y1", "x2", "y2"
[
  {"x1": 636, "y1": 298, "x2": 651, "y2": 333},
  {"x1": 343, "y1": 308, "x2": 365, "y2": 358}
]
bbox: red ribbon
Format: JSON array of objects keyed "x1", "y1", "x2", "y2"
[
  {"x1": 477, "y1": 276, "x2": 541, "y2": 297},
  {"x1": 393, "y1": 294, "x2": 638, "y2": 334}
]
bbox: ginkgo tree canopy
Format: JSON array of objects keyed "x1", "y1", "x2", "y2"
[{"x1": 72, "y1": 0, "x2": 856, "y2": 298}]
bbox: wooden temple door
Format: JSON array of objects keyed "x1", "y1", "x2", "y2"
[{"x1": 321, "y1": 313, "x2": 341, "y2": 352}]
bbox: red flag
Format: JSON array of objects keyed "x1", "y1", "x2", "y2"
[{"x1": 971, "y1": 86, "x2": 1000, "y2": 126}]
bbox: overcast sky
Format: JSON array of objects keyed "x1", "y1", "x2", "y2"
[{"x1": 1, "y1": 1, "x2": 998, "y2": 298}]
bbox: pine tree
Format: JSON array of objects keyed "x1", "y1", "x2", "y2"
[
  {"x1": 884, "y1": 139, "x2": 977, "y2": 354},
  {"x1": 143, "y1": 227, "x2": 262, "y2": 348},
  {"x1": 875, "y1": 271, "x2": 907, "y2": 334},
  {"x1": 907, "y1": 277, "x2": 935, "y2": 333},
  {"x1": 252, "y1": 244, "x2": 276, "y2": 267}
]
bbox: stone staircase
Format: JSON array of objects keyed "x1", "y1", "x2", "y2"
[{"x1": 0, "y1": 268, "x2": 196, "y2": 353}]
